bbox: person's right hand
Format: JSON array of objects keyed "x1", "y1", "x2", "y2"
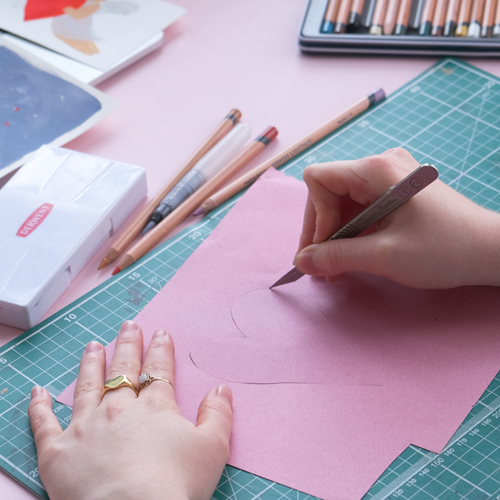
[{"x1": 294, "y1": 148, "x2": 500, "y2": 289}]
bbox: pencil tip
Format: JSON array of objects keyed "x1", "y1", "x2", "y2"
[
  {"x1": 142, "y1": 221, "x2": 155, "y2": 235},
  {"x1": 98, "y1": 258, "x2": 108, "y2": 271},
  {"x1": 192, "y1": 207, "x2": 203, "y2": 216},
  {"x1": 111, "y1": 266, "x2": 121, "y2": 276},
  {"x1": 373, "y1": 88, "x2": 385, "y2": 104}
]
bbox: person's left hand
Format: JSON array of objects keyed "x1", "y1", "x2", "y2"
[{"x1": 28, "y1": 320, "x2": 233, "y2": 500}]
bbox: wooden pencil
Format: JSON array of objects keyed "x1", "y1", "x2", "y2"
[
  {"x1": 431, "y1": 0, "x2": 449, "y2": 34},
  {"x1": 384, "y1": 0, "x2": 402, "y2": 33},
  {"x1": 481, "y1": 0, "x2": 496, "y2": 35},
  {"x1": 112, "y1": 127, "x2": 278, "y2": 274},
  {"x1": 362, "y1": 0, "x2": 379, "y2": 26},
  {"x1": 335, "y1": 0, "x2": 354, "y2": 32},
  {"x1": 370, "y1": 0, "x2": 390, "y2": 34},
  {"x1": 195, "y1": 89, "x2": 385, "y2": 217},
  {"x1": 443, "y1": 0, "x2": 460, "y2": 35},
  {"x1": 394, "y1": 0, "x2": 414, "y2": 33},
  {"x1": 409, "y1": 0, "x2": 427, "y2": 28},
  {"x1": 494, "y1": 0, "x2": 500, "y2": 34},
  {"x1": 467, "y1": 0, "x2": 485, "y2": 35},
  {"x1": 455, "y1": 0, "x2": 473, "y2": 35},
  {"x1": 98, "y1": 109, "x2": 241, "y2": 270},
  {"x1": 321, "y1": 0, "x2": 342, "y2": 32},
  {"x1": 419, "y1": 0, "x2": 438, "y2": 33},
  {"x1": 348, "y1": 0, "x2": 367, "y2": 28}
]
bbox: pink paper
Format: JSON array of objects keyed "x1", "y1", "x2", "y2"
[{"x1": 59, "y1": 169, "x2": 500, "y2": 500}]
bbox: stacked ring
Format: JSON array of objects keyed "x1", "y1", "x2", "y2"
[
  {"x1": 103, "y1": 375, "x2": 139, "y2": 396},
  {"x1": 139, "y1": 373, "x2": 174, "y2": 391}
]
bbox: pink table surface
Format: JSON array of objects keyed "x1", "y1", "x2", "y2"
[{"x1": 1, "y1": 0, "x2": 500, "y2": 497}]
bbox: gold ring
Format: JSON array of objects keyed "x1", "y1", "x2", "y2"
[
  {"x1": 103, "y1": 375, "x2": 139, "y2": 396},
  {"x1": 139, "y1": 373, "x2": 174, "y2": 391}
]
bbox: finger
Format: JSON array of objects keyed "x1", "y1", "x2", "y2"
[
  {"x1": 72, "y1": 341, "x2": 106, "y2": 420},
  {"x1": 105, "y1": 321, "x2": 143, "y2": 401},
  {"x1": 139, "y1": 329, "x2": 176, "y2": 403},
  {"x1": 303, "y1": 152, "x2": 416, "y2": 210},
  {"x1": 294, "y1": 233, "x2": 384, "y2": 278},
  {"x1": 196, "y1": 385, "x2": 233, "y2": 462},
  {"x1": 303, "y1": 164, "x2": 342, "y2": 244},
  {"x1": 297, "y1": 194, "x2": 318, "y2": 254},
  {"x1": 28, "y1": 386, "x2": 62, "y2": 454}
]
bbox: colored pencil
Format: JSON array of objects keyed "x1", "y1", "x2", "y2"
[
  {"x1": 455, "y1": 0, "x2": 473, "y2": 35},
  {"x1": 98, "y1": 109, "x2": 241, "y2": 270},
  {"x1": 348, "y1": 0, "x2": 367, "y2": 28},
  {"x1": 394, "y1": 0, "x2": 413, "y2": 33},
  {"x1": 362, "y1": 0, "x2": 379, "y2": 27},
  {"x1": 370, "y1": 0, "x2": 389, "y2": 33},
  {"x1": 443, "y1": 0, "x2": 460, "y2": 34},
  {"x1": 321, "y1": 0, "x2": 342, "y2": 32},
  {"x1": 494, "y1": 0, "x2": 500, "y2": 34},
  {"x1": 481, "y1": 0, "x2": 496, "y2": 35},
  {"x1": 419, "y1": 0, "x2": 438, "y2": 33},
  {"x1": 384, "y1": 0, "x2": 402, "y2": 33},
  {"x1": 112, "y1": 127, "x2": 278, "y2": 274},
  {"x1": 468, "y1": 0, "x2": 485, "y2": 35},
  {"x1": 409, "y1": 0, "x2": 427, "y2": 28},
  {"x1": 431, "y1": 0, "x2": 449, "y2": 34},
  {"x1": 195, "y1": 89, "x2": 385, "y2": 218},
  {"x1": 335, "y1": 0, "x2": 354, "y2": 32}
]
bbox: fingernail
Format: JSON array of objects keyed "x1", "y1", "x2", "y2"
[
  {"x1": 86, "y1": 341, "x2": 102, "y2": 353},
  {"x1": 121, "y1": 321, "x2": 139, "y2": 334},
  {"x1": 31, "y1": 386, "x2": 44, "y2": 398},
  {"x1": 217, "y1": 385, "x2": 233, "y2": 407},
  {"x1": 153, "y1": 329, "x2": 168, "y2": 338},
  {"x1": 293, "y1": 247, "x2": 317, "y2": 273}
]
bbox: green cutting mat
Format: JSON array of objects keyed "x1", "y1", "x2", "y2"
[{"x1": 2, "y1": 58, "x2": 500, "y2": 500}]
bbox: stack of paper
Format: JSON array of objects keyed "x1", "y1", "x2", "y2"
[
  {"x1": 59, "y1": 168, "x2": 500, "y2": 499},
  {"x1": 0, "y1": 0, "x2": 185, "y2": 84}
]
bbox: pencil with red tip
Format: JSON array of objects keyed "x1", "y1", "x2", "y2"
[
  {"x1": 195, "y1": 88, "x2": 385, "y2": 217},
  {"x1": 111, "y1": 126, "x2": 278, "y2": 275},
  {"x1": 98, "y1": 108, "x2": 241, "y2": 271}
]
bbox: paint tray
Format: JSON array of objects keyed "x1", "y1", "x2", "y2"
[{"x1": 0, "y1": 146, "x2": 147, "y2": 330}]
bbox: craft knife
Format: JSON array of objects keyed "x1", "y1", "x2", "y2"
[{"x1": 270, "y1": 164, "x2": 439, "y2": 289}]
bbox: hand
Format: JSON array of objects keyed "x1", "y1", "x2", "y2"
[
  {"x1": 294, "y1": 148, "x2": 500, "y2": 289},
  {"x1": 28, "y1": 321, "x2": 233, "y2": 500}
]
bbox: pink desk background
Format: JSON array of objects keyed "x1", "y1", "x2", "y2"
[{"x1": 1, "y1": 0, "x2": 499, "y2": 497}]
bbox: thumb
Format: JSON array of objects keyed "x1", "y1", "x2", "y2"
[
  {"x1": 293, "y1": 235, "x2": 381, "y2": 277},
  {"x1": 28, "y1": 386, "x2": 63, "y2": 454},
  {"x1": 196, "y1": 385, "x2": 234, "y2": 456}
]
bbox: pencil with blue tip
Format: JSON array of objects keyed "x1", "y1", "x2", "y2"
[{"x1": 321, "y1": 0, "x2": 342, "y2": 32}]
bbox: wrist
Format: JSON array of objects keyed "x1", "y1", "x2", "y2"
[
  {"x1": 79, "y1": 478, "x2": 190, "y2": 500},
  {"x1": 469, "y1": 208, "x2": 500, "y2": 287}
]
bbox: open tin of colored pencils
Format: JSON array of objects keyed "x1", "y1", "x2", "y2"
[{"x1": 300, "y1": 0, "x2": 500, "y2": 56}]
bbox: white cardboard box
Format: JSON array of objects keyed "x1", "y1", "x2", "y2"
[{"x1": 0, "y1": 146, "x2": 147, "y2": 329}]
